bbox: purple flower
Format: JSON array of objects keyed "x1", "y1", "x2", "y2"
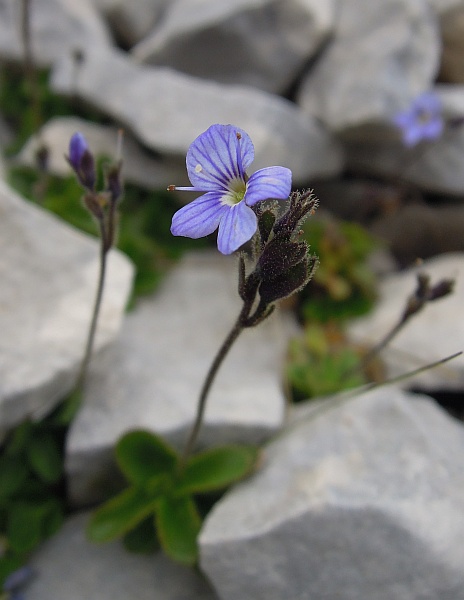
[
  {"x1": 67, "y1": 132, "x2": 96, "y2": 190},
  {"x1": 3, "y1": 565, "x2": 34, "y2": 599},
  {"x1": 393, "y1": 92, "x2": 444, "y2": 147},
  {"x1": 68, "y1": 132, "x2": 88, "y2": 170},
  {"x1": 170, "y1": 124, "x2": 292, "y2": 255}
]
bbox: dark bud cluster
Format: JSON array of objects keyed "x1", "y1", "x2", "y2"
[
  {"x1": 238, "y1": 189, "x2": 319, "y2": 328},
  {"x1": 402, "y1": 272, "x2": 455, "y2": 322},
  {"x1": 67, "y1": 132, "x2": 124, "y2": 251}
]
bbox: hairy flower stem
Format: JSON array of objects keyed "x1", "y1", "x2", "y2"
[
  {"x1": 179, "y1": 296, "x2": 257, "y2": 470},
  {"x1": 343, "y1": 273, "x2": 454, "y2": 383},
  {"x1": 75, "y1": 220, "x2": 108, "y2": 390}
]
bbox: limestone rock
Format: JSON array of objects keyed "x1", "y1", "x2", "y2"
[
  {"x1": 132, "y1": 0, "x2": 335, "y2": 94},
  {"x1": 344, "y1": 85, "x2": 464, "y2": 195},
  {"x1": 348, "y1": 253, "x2": 464, "y2": 392},
  {"x1": 92, "y1": 0, "x2": 166, "y2": 47},
  {"x1": 0, "y1": 0, "x2": 112, "y2": 67},
  {"x1": 0, "y1": 180, "x2": 133, "y2": 435},
  {"x1": 15, "y1": 116, "x2": 188, "y2": 190},
  {"x1": 200, "y1": 387, "x2": 464, "y2": 600},
  {"x1": 50, "y1": 46, "x2": 344, "y2": 185},
  {"x1": 66, "y1": 251, "x2": 292, "y2": 507},
  {"x1": 429, "y1": 0, "x2": 464, "y2": 15},
  {"x1": 439, "y1": 5, "x2": 464, "y2": 83},
  {"x1": 369, "y1": 203, "x2": 464, "y2": 266},
  {"x1": 27, "y1": 512, "x2": 217, "y2": 600},
  {"x1": 297, "y1": 0, "x2": 440, "y2": 132}
]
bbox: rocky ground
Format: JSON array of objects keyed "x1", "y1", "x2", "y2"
[{"x1": 1, "y1": 0, "x2": 464, "y2": 599}]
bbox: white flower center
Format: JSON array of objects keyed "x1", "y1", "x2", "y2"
[
  {"x1": 221, "y1": 177, "x2": 246, "y2": 207},
  {"x1": 417, "y1": 109, "x2": 432, "y2": 124}
]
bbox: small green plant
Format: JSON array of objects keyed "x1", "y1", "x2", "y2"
[
  {"x1": 87, "y1": 430, "x2": 257, "y2": 564},
  {"x1": 88, "y1": 126, "x2": 319, "y2": 566},
  {"x1": 0, "y1": 67, "x2": 102, "y2": 156},
  {"x1": 298, "y1": 218, "x2": 378, "y2": 323},
  {"x1": 0, "y1": 417, "x2": 66, "y2": 586},
  {"x1": 286, "y1": 322, "x2": 366, "y2": 401},
  {"x1": 285, "y1": 218, "x2": 378, "y2": 400}
]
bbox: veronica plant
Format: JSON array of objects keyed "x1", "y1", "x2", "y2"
[
  {"x1": 66, "y1": 132, "x2": 123, "y2": 402},
  {"x1": 88, "y1": 124, "x2": 318, "y2": 565},
  {"x1": 393, "y1": 91, "x2": 444, "y2": 147}
]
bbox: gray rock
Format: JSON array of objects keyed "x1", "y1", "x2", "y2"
[
  {"x1": 132, "y1": 0, "x2": 335, "y2": 94},
  {"x1": 348, "y1": 253, "x2": 464, "y2": 391},
  {"x1": 66, "y1": 251, "x2": 292, "y2": 507},
  {"x1": 370, "y1": 203, "x2": 464, "y2": 266},
  {"x1": 50, "y1": 45, "x2": 344, "y2": 185},
  {"x1": 0, "y1": 0, "x2": 112, "y2": 67},
  {"x1": 430, "y1": 0, "x2": 464, "y2": 14},
  {"x1": 345, "y1": 85, "x2": 464, "y2": 195},
  {"x1": 15, "y1": 116, "x2": 188, "y2": 190},
  {"x1": 439, "y1": 5, "x2": 464, "y2": 83},
  {"x1": 92, "y1": 0, "x2": 166, "y2": 47},
  {"x1": 297, "y1": 0, "x2": 440, "y2": 132},
  {"x1": 27, "y1": 512, "x2": 217, "y2": 600},
  {"x1": 439, "y1": 6, "x2": 464, "y2": 83},
  {"x1": 200, "y1": 387, "x2": 464, "y2": 600},
  {"x1": 0, "y1": 180, "x2": 133, "y2": 435}
]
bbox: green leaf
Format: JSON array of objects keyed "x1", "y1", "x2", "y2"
[
  {"x1": 155, "y1": 496, "x2": 201, "y2": 565},
  {"x1": 175, "y1": 445, "x2": 259, "y2": 496},
  {"x1": 115, "y1": 430, "x2": 178, "y2": 485},
  {"x1": 5, "y1": 421, "x2": 33, "y2": 457},
  {"x1": 123, "y1": 516, "x2": 160, "y2": 554},
  {"x1": 51, "y1": 388, "x2": 83, "y2": 426},
  {"x1": 39, "y1": 498, "x2": 65, "y2": 539},
  {"x1": 7, "y1": 502, "x2": 42, "y2": 553},
  {"x1": 6, "y1": 498, "x2": 64, "y2": 554},
  {"x1": 26, "y1": 431, "x2": 63, "y2": 483},
  {"x1": 0, "y1": 556, "x2": 25, "y2": 589},
  {"x1": 0, "y1": 456, "x2": 29, "y2": 499},
  {"x1": 87, "y1": 486, "x2": 158, "y2": 543}
]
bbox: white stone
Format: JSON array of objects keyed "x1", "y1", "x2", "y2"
[
  {"x1": 132, "y1": 0, "x2": 335, "y2": 94},
  {"x1": 344, "y1": 85, "x2": 464, "y2": 195},
  {"x1": 0, "y1": 180, "x2": 134, "y2": 435},
  {"x1": 429, "y1": 0, "x2": 464, "y2": 15},
  {"x1": 50, "y1": 46, "x2": 344, "y2": 185},
  {"x1": 27, "y1": 512, "x2": 217, "y2": 600},
  {"x1": 0, "y1": 0, "x2": 112, "y2": 67},
  {"x1": 200, "y1": 387, "x2": 464, "y2": 600},
  {"x1": 92, "y1": 0, "x2": 166, "y2": 47},
  {"x1": 15, "y1": 116, "x2": 188, "y2": 190},
  {"x1": 297, "y1": 0, "x2": 440, "y2": 132},
  {"x1": 348, "y1": 253, "x2": 464, "y2": 391},
  {"x1": 66, "y1": 251, "x2": 292, "y2": 506},
  {"x1": 439, "y1": 5, "x2": 464, "y2": 83}
]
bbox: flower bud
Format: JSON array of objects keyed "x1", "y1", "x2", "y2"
[{"x1": 67, "y1": 132, "x2": 96, "y2": 191}]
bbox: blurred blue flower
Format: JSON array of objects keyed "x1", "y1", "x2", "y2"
[
  {"x1": 393, "y1": 92, "x2": 444, "y2": 147},
  {"x1": 170, "y1": 124, "x2": 292, "y2": 255},
  {"x1": 2, "y1": 565, "x2": 34, "y2": 600},
  {"x1": 67, "y1": 132, "x2": 96, "y2": 191}
]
